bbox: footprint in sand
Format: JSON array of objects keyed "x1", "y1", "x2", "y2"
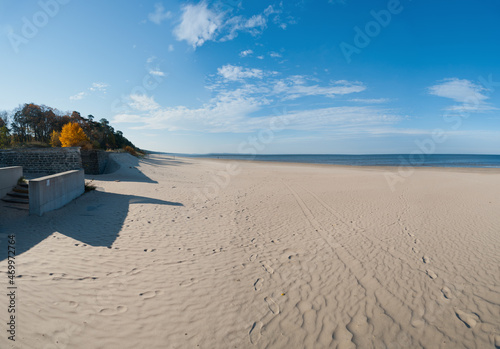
[
  {"x1": 455, "y1": 309, "x2": 479, "y2": 328},
  {"x1": 346, "y1": 313, "x2": 371, "y2": 337},
  {"x1": 412, "y1": 247, "x2": 419, "y2": 254},
  {"x1": 139, "y1": 290, "x2": 162, "y2": 299},
  {"x1": 264, "y1": 297, "x2": 279, "y2": 314},
  {"x1": 99, "y1": 306, "x2": 127, "y2": 316},
  {"x1": 332, "y1": 325, "x2": 354, "y2": 348},
  {"x1": 254, "y1": 278, "x2": 263, "y2": 291},
  {"x1": 422, "y1": 256, "x2": 430, "y2": 264},
  {"x1": 249, "y1": 254, "x2": 257, "y2": 262},
  {"x1": 180, "y1": 278, "x2": 197, "y2": 287},
  {"x1": 494, "y1": 335, "x2": 500, "y2": 348},
  {"x1": 261, "y1": 263, "x2": 274, "y2": 274},
  {"x1": 441, "y1": 286, "x2": 452, "y2": 299},
  {"x1": 249, "y1": 321, "x2": 263, "y2": 344},
  {"x1": 426, "y1": 270, "x2": 437, "y2": 280}
]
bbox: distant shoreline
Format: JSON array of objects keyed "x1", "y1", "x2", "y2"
[{"x1": 152, "y1": 153, "x2": 500, "y2": 169}]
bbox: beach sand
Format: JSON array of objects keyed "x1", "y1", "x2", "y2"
[{"x1": 1, "y1": 153, "x2": 499, "y2": 348}]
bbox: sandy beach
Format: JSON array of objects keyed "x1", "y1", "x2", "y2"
[{"x1": 1, "y1": 153, "x2": 499, "y2": 349}]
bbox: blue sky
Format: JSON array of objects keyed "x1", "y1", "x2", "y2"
[{"x1": 1, "y1": 0, "x2": 499, "y2": 154}]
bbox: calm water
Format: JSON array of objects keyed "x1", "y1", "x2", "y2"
[{"x1": 175, "y1": 154, "x2": 500, "y2": 168}]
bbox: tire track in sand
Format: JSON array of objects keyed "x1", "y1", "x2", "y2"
[{"x1": 282, "y1": 181, "x2": 461, "y2": 348}]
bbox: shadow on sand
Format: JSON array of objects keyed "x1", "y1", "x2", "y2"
[
  {"x1": 0, "y1": 190, "x2": 183, "y2": 261},
  {"x1": 91, "y1": 153, "x2": 192, "y2": 184}
]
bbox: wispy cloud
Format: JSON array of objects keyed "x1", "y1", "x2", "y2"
[
  {"x1": 128, "y1": 94, "x2": 160, "y2": 111},
  {"x1": 114, "y1": 95, "x2": 400, "y2": 134},
  {"x1": 112, "y1": 65, "x2": 394, "y2": 133},
  {"x1": 273, "y1": 77, "x2": 366, "y2": 100},
  {"x1": 70, "y1": 82, "x2": 108, "y2": 101},
  {"x1": 173, "y1": 1, "x2": 285, "y2": 48},
  {"x1": 148, "y1": 3, "x2": 172, "y2": 25},
  {"x1": 428, "y1": 78, "x2": 496, "y2": 113},
  {"x1": 69, "y1": 92, "x2": 86, "y2": 101},
  {"x1": 146, "y1": 56, "x2": 166, "y2": 78},
  {"x1": 269, "y1": 51, "x2": 282, "y2": 58},
  {"x1": 173, "y1": 2, "x2": 222, "y2": 47},
  {"x1": 89, "y1": 82, "x2": 107, "y2": 92},
  {"x1": 349, "y1": 98, "x2": 391, "y2": 104},
  {"x1": 149, "y1": 69, "x2": 165, "y2": 77},
  {"x1": 264, "y1": 4, "x2": 296, "y2": 30},
  {"x1": 239, "y1": 49, "x2": 253, "y2": 57},
  {"x1": 211, "y1": 68, "x2": 365, "y2": 100},
  {"x1": 217, "y1": 64, "x2": 264, "y2": 81}
]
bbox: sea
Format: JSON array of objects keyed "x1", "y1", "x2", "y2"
[{"x1": 173, "y1": 154, "x2": 500, "y2": 168}]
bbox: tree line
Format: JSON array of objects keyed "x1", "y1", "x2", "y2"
[{"x1": 0, "y1": 103, "x2": 137, "y2": 151}]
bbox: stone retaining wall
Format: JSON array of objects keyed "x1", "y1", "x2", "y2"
[
  {"x1": 80, "y1": 150, "x2": 109, "y2": 175},
  {"x1": 0, "y1": 148, "x2": 82, "y2": 175}
]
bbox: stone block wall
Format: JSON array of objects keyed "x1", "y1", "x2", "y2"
[
  {"x1": 80, "y1": 150, "x2": 109, "y2": 175},
  {"x1": 0, "y1": 148, "x2": 82, "y2": 175}
]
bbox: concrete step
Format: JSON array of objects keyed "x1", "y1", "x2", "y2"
[
  {"x1": 1, "y1": 196, "x2": 29, "y2": 205},
  {"x1": 2, "y1": 204, "x2": 29, "y2": 211},
  {"x1": 12, "y1": 186, "x2": 29, "y2": 194},
  {"x1": 6, "y1": 192, "x2": 28, "y2": 199},
  {"x1": 18, "y1": 182, "x2": 28, "y2": 188}
]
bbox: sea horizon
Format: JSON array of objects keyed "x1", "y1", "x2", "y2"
[{"x1": 162, "y1": 153, "x2": 500, "y2": 168}]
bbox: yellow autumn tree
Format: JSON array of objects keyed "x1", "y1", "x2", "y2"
[
  {"x1": 59, "y1": 122, "x2": 90, "y2": 147},
  {"x1": 50, "y1": 130, "x2": 61, "y2": 147}
]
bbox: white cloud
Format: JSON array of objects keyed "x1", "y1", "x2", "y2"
[
  {"x1": 149, "y1": 69, "x2": 165, "y2": 77},
  {"x1": 173, "y1": 2, "x2": 222, "y2": 48},
  {"x1": 276, "y1": 78, "x2": 366, "y2": 100},
  {"x1": 89, "y1": 82, "x2": 108, "y2": 92},
  {"x1": 145, "y1": 57, "x2": 166, "y2": 78},
  {"x1": 428, "y1": 78, "x2": 496, "y2": 112},
  {"x1": 349, "y1": 98, "x2": 391, "y2": 104},
  {"x1": 262, "y1": 3, "x2": 295, "y2": 30},
  {"x1": 217, "y1": 65, "x2": 264, "y2": 81},
  {"x1": 128, "y1": 94, "x2": 160, "y2": 111},
  {"x1": 113, "y1": 114, "x2": 144, "y2": 123},
  {"x1": 112, "y1": 65, "x2": 390, "y2": 134},
  {"x1": 269, "y1": 51, "x2": 282, "y2": 58},
  {"x1": 257, "y1": 55, "x2": 264, "y2": 60},
  {"x1": 148, "y1": 3, "x2": 172, "y2": 25},
  {"x1": 245, "y1": 14, "x2": 266, "y2": 29},
  {"x1": 428, "y1": 78, "x2": 488, "y2": 103},
  {"x1": 114, "y1": 92, "x2": 399, "y2": 134},
  {"x1": 239, "y1": 49, "x2": 253, "y2": 57},
  {"x1": 263, "y1": 5, "x2": 279, "y2": 16},
  {"x1": 70, "y1": 82, "x2": 108, "y2": 101},
  {"x1": 173, "y1": 1, "x2": 287, "y2": 48},
  {"x1": 168, "y1": 44, "x2": 174, "y2": 52},
  {"x1": 70, "y1": 92, "x2": 86, "y2": 101}
]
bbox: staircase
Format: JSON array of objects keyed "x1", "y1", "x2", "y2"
[{"x1": 1, "y1": 182, "x2": 29, "y2": 209}]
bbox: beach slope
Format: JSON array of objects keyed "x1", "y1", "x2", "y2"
[{"x1": 1, "y1": 153, "x2": 499, "y2": 348}]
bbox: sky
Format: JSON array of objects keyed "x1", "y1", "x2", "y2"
[{"x1": 1, "y1": 0, "x2": 499, "y2": 154}]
